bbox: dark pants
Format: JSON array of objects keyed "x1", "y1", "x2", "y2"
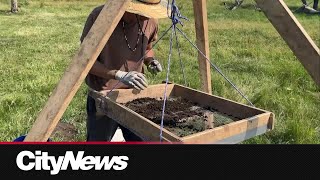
[
  {"x1": 314, "y1": 0, "x2": 319, "y2": 9},
  {"x1": 302, "y1": 0, "x2": 319, "y2": 9},
  {"x1": 86, "y1": 95, "x2": 143, "y2": 142}
]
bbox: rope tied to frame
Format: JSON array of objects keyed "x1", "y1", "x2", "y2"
[
  {"x1": 158, "y1": 0, "x2": 255, "y2": 142},
  {"x1": 159, "y1": 0, "x2": 190, "y2": 142},
  {"x1": 168, "y1": 0, "x2": 189, "y2": 26}
]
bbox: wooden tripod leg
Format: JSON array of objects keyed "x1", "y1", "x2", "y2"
[
  {"x1": 192, "y1": 0, "x2": 212, "y2": 94},
  {"x1": 255, "y1": 0, "x2": 320, "y2": 87},
  {"x1": 24, "y1": 0, "x2": 131, "y2": 142}
]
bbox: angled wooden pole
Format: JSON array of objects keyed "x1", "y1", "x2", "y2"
[
  {"x1": 24, "y1": 0, "x2": 131, "y2": 142},
  {"x1": 255, "y1": 0, "x2": 320, "y2": 87},
  {"x1": 192, "y1": 0, "x2": 212, "y2": 94}
]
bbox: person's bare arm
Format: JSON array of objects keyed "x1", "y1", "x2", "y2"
[
  {"x1": 89, "y1": 61, "x2": 118, "y2": 80},
  {"x1": 144, "y1": 19, "x2": 158, "y2": 65},
  {"x1": 144, "y1": 43, "x2": 155, "y2": 66}
]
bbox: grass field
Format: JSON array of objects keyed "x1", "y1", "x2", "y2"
[{"x1": 0, "y1": 0, "x2": 319, "y2": 143}]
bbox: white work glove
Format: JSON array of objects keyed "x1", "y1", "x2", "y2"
[
  {"x1": 147, "y1": 59, "x2": 163, "y2": 75},
  {"x1": 115, "y1": 70, "x2": 148, "y2": 91}
]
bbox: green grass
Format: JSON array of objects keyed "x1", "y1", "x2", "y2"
[{"x1": 0, "y1": 0, "x2": 319, "y2": 143}]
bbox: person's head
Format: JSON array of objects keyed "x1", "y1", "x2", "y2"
[{"x1": 124, "y1": 0, "x2": 169, "y2": 22}]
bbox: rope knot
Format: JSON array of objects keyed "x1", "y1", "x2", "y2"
[{"x1": 169, "y1": 0, "x2": 189, "y2": 26}]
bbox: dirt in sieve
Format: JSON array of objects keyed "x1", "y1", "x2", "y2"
[{"x1": 124, "y1": 97, "x2": 239, "y2": 137}]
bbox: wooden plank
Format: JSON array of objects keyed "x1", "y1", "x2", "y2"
[
  {"x1": 192, "y1": 0, "x2": 212, "y2": 94},
  {"x1": 255, "y1": 0, "x2": 320, "y2": 87},
  {"x1": 212, "y1": 125, "x2": 270, "y2": 144},
  {"x1": 172, "y1": 84, "x2": 267, "y2": 119},
  {"x1": 24, "y1": 0, "x2": 131, "y2": 142},
  {"x1": 88, "y1": 90, "x2": 182, "y2": 142},
  {"x1": 88, "y1": 83, "x2": 274, "y2": 143},
  {"x1": 181, "y1": 112, "x2": 273, "y2": 144},
  {"x1": 96, "y1": 84, "x2": 175, "y2": 104}
]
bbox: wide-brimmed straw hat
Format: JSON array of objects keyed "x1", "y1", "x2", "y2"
[{"x1": 126, "y1": 0, "x2": 170, "y2": 19}]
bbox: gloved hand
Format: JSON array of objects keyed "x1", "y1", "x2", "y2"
[
  {"x1": 147, "y1": 59, "x2": 162, "y2": 75},
  {"x1": 115, "y1": 70, "x2": 148, "y2": 91}
]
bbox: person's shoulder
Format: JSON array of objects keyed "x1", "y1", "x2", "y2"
[
  {"x1": 148, "y1": 18, "x2": 159, "y2": 32},
  {"x1": 89, "y1": 5, "x2": 104, "y2": 17},
  {"x1": 92, "y1": 5, "x2": 104, "y2": 13},
  {"x1": 148, "y1": 18, "x2": 159, "y2": 26}
]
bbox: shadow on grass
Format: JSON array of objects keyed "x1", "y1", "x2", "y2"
[
  {"x1": 0, "y1": 9, "x2": 20, "y2": 16},
  {"x1": 220, "y1": 1, "x2": 260, "y2": 11},
  {"x1": 0, "y1": 9, "x2": 10, "y2": 14},
  {"x1": 287, "y1": 5, "x2": 320, "y2": 15}
]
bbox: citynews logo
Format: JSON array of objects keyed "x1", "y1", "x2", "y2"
[{"x1": 16, "y1": 151, "x2": 129, "y2": 175}]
